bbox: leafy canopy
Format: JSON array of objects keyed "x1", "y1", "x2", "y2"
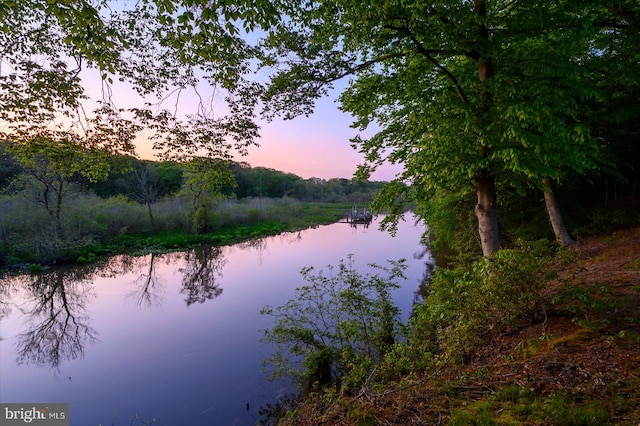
[
  {"x1": 256, "y1": 0, "x2": 605, "y2": 237},
  {"x1": 0, "y1": 0, "x2": 278, "y2": 160}
]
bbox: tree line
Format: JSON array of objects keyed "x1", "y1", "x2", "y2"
[
  {"x1": 0, "y1": 140, "x2": 386, "y2": 266},
  {"x1": 0, "y1": 144, "x2": 385, "y2": 203}
]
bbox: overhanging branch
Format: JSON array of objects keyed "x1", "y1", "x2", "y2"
[
  {"x1": 383, "y1": 24, "x2": 470, "y2": 104},
  {"x1": 324, "y1": 52, "x2": 407, "y2": 83}
]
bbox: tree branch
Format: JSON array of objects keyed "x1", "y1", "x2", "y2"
[
  {"x1": 383, "y1": 23, "x2": 470, "y2": 104},
  {"x1": 324, "y1": 52, "x2": 408, "y2": 83}
]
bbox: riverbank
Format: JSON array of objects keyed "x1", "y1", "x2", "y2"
[
  {"x1": 277, "y1": 226, "x2": 640, "y2": 425},
  {"x1": 0, "y1": 201, "x2": 356, "y2": 270}
]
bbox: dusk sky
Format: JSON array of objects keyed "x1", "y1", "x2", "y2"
[
  {"x1": 239, "y1": 94, "x2": 402, "y2": 182},
  {"x1": 152, "y1": 92, "x2": 401, "y2": 182},
  {"x1": 82, "y1": 69, "x2": 401, "y2": 182}
]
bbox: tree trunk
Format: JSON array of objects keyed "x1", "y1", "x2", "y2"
[
  {"x1": 475, "y1": 173, "x2": 501, "y2": 257},
  {"x1": 473, "y1": 1, "x2": 500, "y2": 258},
  {"x1": 146, "y1": 201, "x2": 155, "y2": 232},
  {"x1": 543, "y1": 178, "x2": 573, "y2": 247}
]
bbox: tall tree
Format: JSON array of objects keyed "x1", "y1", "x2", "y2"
[
  {"x1": 8, "y1": 133, "x2": 111, "y2": 244},
  {"x1": 258, "y1": 0, "x2": 600, "y2": 256}
]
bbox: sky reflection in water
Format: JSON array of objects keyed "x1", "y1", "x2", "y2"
[{"x1": 0, "y1": 216, "x2": 430, "y2": 425}]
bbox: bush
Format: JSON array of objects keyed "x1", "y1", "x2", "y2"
[
  {"x1": 399, "y1": 241, "x2": 554, "y2": 365},
  {"x1": 260, "y1": 256, "x2": 407, "y2": 394},
  {"x1": 194, "y1": 206, "x2": 207, "y2": 234}
]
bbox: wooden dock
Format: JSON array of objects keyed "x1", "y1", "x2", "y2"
[{"x1": 345, "y1": 207, "x2": 373, "y2": 224}]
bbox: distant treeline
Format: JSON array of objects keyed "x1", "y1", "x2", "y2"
[
  {"x1": 0, "y1": 145, "x2": 387, "y2": 267},
  {"x1": 0, "y1": 149, "x2": 384, "y2": 203}
]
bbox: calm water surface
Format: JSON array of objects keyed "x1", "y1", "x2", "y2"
[{"x1": 0, "y1": 215, "x2": 430, "y2": 425}]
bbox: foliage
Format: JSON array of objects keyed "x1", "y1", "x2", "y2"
[
  {"x1": 232, "y1": 163, "x2": 303, "y2": 199},
  {"x1": 0, "y1": 188, "x2": 354, "y2": 268},
  {"x1": 179, "y1": 157, "x2": 235, "y2": 231},
  {"x1": 274, "y1": 228, "x2": 640, "y2": 425},
  {"x1": 5, "y1": 136, "x2": 112, "y2": 243},
  {"x1": 260, "y1": 256, "x2": 406, "y2": 393},
  {"x1": 449, "y1": 385, "x2": 609, "y2": 426},
  {"x1": 418, "y1": 190, "x2": 481, "y2": 263},
  {"x1": 2, "y1": 0, "x2": 639, "y2": 259},
  {"x1": 0, "y1": 142, "x2": 21, "y2": 189},
  {"x1": 552, "y1": 281, "x2": 631, "y2": 330},
  {"x1": 0, "y1": 0, "x2": 273, "y2": 168},
  {"x1": 579, "y1": 1, "x2": 640, "y2": 198},
  {"x1": 0, "y1": 137, "x2": 388, "y2": 265},
  {"x1": 402, "y1": 242, "x2": 554, "y2": 365},
  {"x1": 255, "y1": 0, "x2": 614, "y2": 256},
  {"x1": 96, "y1": 159, "x2": 182, "y2": 199}
]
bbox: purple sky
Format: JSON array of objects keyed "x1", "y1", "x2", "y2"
[
  {"x1": 232, "y1": 99, "x2": 401, "y2": 181},
  {"x1": 80, "y1": 69, "x2": 401, "y2": 182}
]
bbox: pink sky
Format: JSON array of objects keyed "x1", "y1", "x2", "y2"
[
  {"x1": 240, "y1": 109, "x2": 401, "y2": 181},
  {"x1": 135, "y1": 103, "x2": 402, "y2": 181},
  {"x1": 81, "y1": 70, "x2": 402, "y2": 182}
]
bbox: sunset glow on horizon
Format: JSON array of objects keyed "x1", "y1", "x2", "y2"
[
  {"x1": 41, "y1": 67, "x2": 403, "y2": 183},
  {"x1": 126, "y1": 82, "x2": 402, "y2": 182}
]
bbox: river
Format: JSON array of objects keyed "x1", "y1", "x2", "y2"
[{"x1": 0, "y1": 215, "x2": 430, "y2": 425}]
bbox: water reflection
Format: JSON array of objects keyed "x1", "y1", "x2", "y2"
[
  {"x1": 349, "y1": 221, "x2": 371, "y2": 230},
  {"x1": 178, "y1": 246, "x2": 226, "y2": 306},
  {"x1": 129, "y1": 253, "x2": 165, "y2": 309},
  {"x1": 11, "y1": 268, "x2": 97, "y2": 372},
  {"x1": 1, "y1": 215, "x2": 429, "y2": 425},
  {"x1": 412, "y1": 244, "x2": 436, "y2": 306},
  {"x1": 0, "y1": 278, "x2": 16, "y2": 325},
  {"x1": 2, "y1": 246, "x2": 231, "y2": 373},
  {"x1": 98, "y1": 253, "x2": 139, "y2": 278}
]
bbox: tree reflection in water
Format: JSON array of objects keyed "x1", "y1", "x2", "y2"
[
  {"x1": 179, "y1": 246, "x2": 226, "y2": 306},
  {"x1": 12, "y1": 267, "x2": 98, "y2": 371},
  {"x1": 3, "y1": 243, "x2": 232, "y2": 372},
  {"x1": 0, "y1": 276, "x2": 18, "y2": 328},
  {"x1": 236, "y1": 236, "x2": 271, "y2": 265},
  {"x1": 128, "y1": 253, "x2": 165, "y2": 309}
]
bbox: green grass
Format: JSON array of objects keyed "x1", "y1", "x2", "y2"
[
  {"x1": 449, "y1": 385, "x2": 610, "y2": 426},
  {"x1": 0, "y1": 198, "x2": 357, "y2": 268}
]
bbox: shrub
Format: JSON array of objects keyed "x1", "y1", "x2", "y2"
[
  {"x1": 194, "y1": 206, "x2": 207, "y2": 234},
  {"x1": 399, "y1": 241, "x2": 554, "y2": 365},
  {"x1": 260, "y1": 256, "x2": 406, "y2": 394}
]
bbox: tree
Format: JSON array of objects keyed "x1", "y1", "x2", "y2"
[
  {"x1": 124, "y1": 160, "x2": 163, "y2": 232},
  {"x1": 154, "y1": 161, "x2": 184, "y2": 195},
  {"x1": 7, "y1": 133, "x2": 111, "y2": 244},
  {"x1": 0, "y1": 142, "x2": 21, "y2": 190},
  {"x1": 180, "y1": 157, "x2": 236, "y2": 233},
  {"x1": 258, "y1": 0, "x2": 601, "y2": 256},
  {"x1": 580, "y1": 1, "x2": 640, "y2": 202},
  {"x1": 0, "y1": 1, "x2": 274, "y2": 167},
  {"x1": 181, "y1": 157, "x2": 235, "y2": 210}
]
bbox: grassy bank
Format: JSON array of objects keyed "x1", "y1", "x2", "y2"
[
  {"x1": 267, "y1": 227, "x2": 640, "y2": 425},
  {"x1": 0, "y1": 194, "x2": 356, "y2": 269}
]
